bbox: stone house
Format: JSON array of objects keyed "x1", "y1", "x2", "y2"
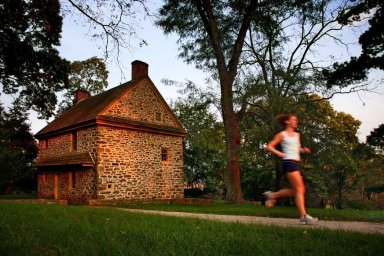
[{"x1": 35, "y1": 60, "x2": 187, "y2": 203}]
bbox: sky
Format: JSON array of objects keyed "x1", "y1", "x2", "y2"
[{"x1": 5, "y1": 4, "x2": 384, "y2": 142}]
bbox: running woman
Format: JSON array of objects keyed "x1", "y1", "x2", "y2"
[{"x1": 265, "y1": 113, "x2": 318, "y2": 225}]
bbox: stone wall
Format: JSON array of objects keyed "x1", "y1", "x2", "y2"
[
  {"x1": 104, "y1": 80, "x2": 179, "y2": 128},
  {"x1": 37, "y1": 168, "x2": 95, "y2": 202},
  {"x1": 37, "y1": 127, "x2": 98, "y2": 201},
  {"x1": 96, "y1": 126, "x2": 184, "y2": 200},
  {"x1": 77, "y1": 127, "x2": 98, "y2": 160},
  {"x1": 38, "y1": 133, "x2": 71, "y2": 158},
  {"x1": 38, "y1": 127, "x2": 98, "y2": 159}
]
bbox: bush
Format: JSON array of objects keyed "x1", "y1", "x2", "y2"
[
  {"x1": 365, "y1": 184, "x2": 384, "y2": 193},
  {"x1": 184, "y1": 188, "x2": 204, "y2": 198},
  {"x1": 340, "y1": 199, "x2": 383, "y2": 210}
]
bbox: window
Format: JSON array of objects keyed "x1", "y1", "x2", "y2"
[
  {"x1": 155, "y1": 112, "x2": 162, "y2": 122},
  {"x1": 44, "y1": 139, "x2": 48, "y2": 149},
  {"x1": 68, "y1": 171, "x2": 76, "y2": 189},
  {"x1": 161, "y1": 148, "x2": 168, "y2": 161},
  {"x1": 72, "y1": 132, "x2": 78, "y2": 151}
]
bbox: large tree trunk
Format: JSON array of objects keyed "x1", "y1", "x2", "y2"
[
  {"x1": 191, "y1": 0, "x2": 258, "y2": 204},
  {"x1": 224, "y1": 112, "x2": 243, "y2": 203}
]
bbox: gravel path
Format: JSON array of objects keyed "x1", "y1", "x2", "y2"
[{"x1": 118, "y1": 208, "x2": 384, "y2": 234}]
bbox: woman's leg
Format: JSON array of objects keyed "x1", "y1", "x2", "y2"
[
  {"x1": 286, "y1": 171, "x2": 306, "y2": 216},
  {"x1": 271, "y1": 188, "x2": 295, "y2": 198}
]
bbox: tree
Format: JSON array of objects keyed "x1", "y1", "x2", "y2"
[
  {"x1": 157, "y1": 0, "x2": 363, "y2": 203},
  {"x1": 1, "y1": 0, "x2": 159, "y2": 118},
  {"x1": 171, "y1": 81, "x2": 226, "y2": 197},
  {"x1": 366, "y1": 123, "x2": 384, "y2": 152},
  {"x1": 240, "y1": 93, "x2": 363, "y2": 207},
  {"x1": 62, "y1": 0, "x2": 150, "y2": 59},
  {"x1": 323, "y1": 0, "x2": 383, "y2": 87},
  {"x1": 0, "y1": 103, "x2": 38, "y2": 193},
  {"x1": 296, "y1": 97, "x2": 362, "y2": 208},
  {"x1": 240, "y1": 114, "x2": 276, "y2": 201},
  {"x1": 352, "y1": 142, "x2": 383, "y2": 203},
  {"x1": 0, "y1": 0, "x2": 70, "y2": 119},
  {"x1": 157, "y1": 0, "x2": 272, "y2": 203},
  {"x1": 57, "y1": 57, "x2": 109, "y2": 114}
]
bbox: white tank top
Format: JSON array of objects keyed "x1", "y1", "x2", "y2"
[{"x1": 280, "y1": 131, "x2": 300, "y2": 161}]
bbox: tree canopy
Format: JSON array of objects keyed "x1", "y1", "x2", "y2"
[
  {"x1": 0, "y1": 0, "x2": 70, "y2": 119},
  {"x1": 172, "y1": 81, "x2": 226, "y2": 196},
  {"x1": 0, "y1": 103, "x2": 38, "y2": 193},
  {"x1": 156, "y1": 0, "x2": 365, "y2": 203},
  {"x1": 56, "y1": 57, "x2": 109, "y2": 115},
  {"x1": 323, "y1": 0, "x2": 384, "y2": 87},
  {"x1": 366, "y1": 123, "x2": 384, "y2": 151}
]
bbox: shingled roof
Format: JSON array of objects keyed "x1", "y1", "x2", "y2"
[{"x1": 35, "y1": 80, "x2": 136, "y2": 138}]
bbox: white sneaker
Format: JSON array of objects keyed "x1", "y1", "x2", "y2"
[
  {"x1": 263, "y1": 191, "x2": 276, "y2": 208},
  {"x1": 300, "y1": 214, "x2": 318, "y2": 225}
]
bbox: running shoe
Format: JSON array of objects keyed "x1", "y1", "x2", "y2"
[
  {"x1": 263, "y1": 191, "x2": 276, "y2": 208},
  {"x1": 300, "y1": 214, "x2": 318, "y2": 225}
]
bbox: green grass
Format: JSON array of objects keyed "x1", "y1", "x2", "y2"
[
  {"x1": 0, "y1": 201, "x2": 383, "y2": 256},
  {"x1": 115, "y1": 200, "x2": 384, "y2": 223},
  {"x1": 0, "y1": 192, "x2": 36, "y2": 200}
]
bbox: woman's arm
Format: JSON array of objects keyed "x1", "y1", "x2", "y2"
[
  {"x1": 267, "y1": 133, "x2": 285, "y2": 158},
  {"x1": 298, "y1": 134, "x2": 311, "y2": 154}
]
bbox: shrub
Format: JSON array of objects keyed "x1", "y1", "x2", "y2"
[{"x1": 184, "y1": 188, "x2": 204, "y2": 198}]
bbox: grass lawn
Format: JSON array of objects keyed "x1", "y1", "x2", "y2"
[{"x1": 0, "y1": 201, "x2": 383, "y2": 256}]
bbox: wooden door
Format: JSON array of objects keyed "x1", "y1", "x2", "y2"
[{"x1": 54, "y1": 174, "x2": 59, "y2": 200}]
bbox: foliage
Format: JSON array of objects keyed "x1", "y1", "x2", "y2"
[
  {"x1": 323, "y1": 0, "x2": 384, "y2": 87},
  {"x1": 240, "y1": 115, "x2": 276, "y2": 200},
  {"x1": 156, "y1": 0, "x2": 366, "y2": 203},
  {"x1": 298, "y1": 97, "x2": 362, "y2": 208},
  {"x1": 365, "y1": 184, "x2": 384, "y2": 194},
  {"x1": 0, "y1": 0, "x2": 70, "y2": 119},
  {"x1": 0, "y1": 103, "x2": 38, "y2": 192},
  {"x1": 351, "y1": 142, "x2": 384, "y2": 202},
  {"x1": 1, "y1": 202, "x2": 383, "y2": 256},
  {"x1": 171, "y1": 81, "x2": 226, "y2": 197},
  {"x1": 241, "y1": 92, "x2": 364, "y2": 208},
  {"x1": 366, "y1": 123, "x2": 384, "y2": 151},
  {"x1": 56, "y1": 57, "x2": 109, "y2": 115}
]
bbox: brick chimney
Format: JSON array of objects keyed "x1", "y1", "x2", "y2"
[
  {"x1": 75, "y1": 89, "x2": 90, "y2": 103},
  {"x1": 131, "y1": 60, "x2": 149, "y2": 80}
]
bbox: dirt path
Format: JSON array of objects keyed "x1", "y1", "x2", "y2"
[{"x1": 118, "y1": 208, "x2": 384, "y2": 234}]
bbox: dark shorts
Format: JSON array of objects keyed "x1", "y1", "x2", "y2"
[{"x1": 281, "y1": 160, "x2": 302, "y2": 174}]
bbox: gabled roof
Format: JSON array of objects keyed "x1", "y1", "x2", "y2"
[{"x1": 35, "y1": 77, "x2": 187, "y2": 138}]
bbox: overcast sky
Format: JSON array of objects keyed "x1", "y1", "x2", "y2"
[{"x1": 8, "y1": 5, "x2": 384, "y2": 142}]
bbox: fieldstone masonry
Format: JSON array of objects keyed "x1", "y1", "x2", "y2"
[
  {"x1": 104, "y1": 81, "x2": 178, "y2": 127},
  {"x1": 96, "y1": 126, "x2": 184, "y2": 200}
]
